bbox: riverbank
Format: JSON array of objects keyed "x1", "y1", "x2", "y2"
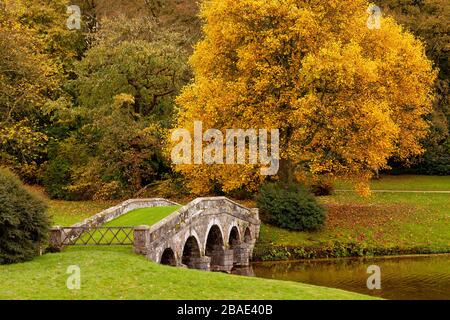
[
  {"x1": 0, "y1": 246, "x2": 374, "y2": 300},
  {"x1": 254, "y1": 176, "x2": 450, "y2": 261}
]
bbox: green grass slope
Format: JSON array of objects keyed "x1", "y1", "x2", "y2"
[
  {"x1": 0, "y1": 247, "x2": 376, "y2": 300},
  {"x1": 104, "y1": 206, "x2": 181, "y2": 227}
]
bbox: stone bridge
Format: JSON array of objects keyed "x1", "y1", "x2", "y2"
[{"x1": 134, "y1": 197, "x2": 260, "y2": 272}]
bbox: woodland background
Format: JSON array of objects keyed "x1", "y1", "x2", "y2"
[{"x1": 0, "y1": 0, "x2": 448, "y2": 201}]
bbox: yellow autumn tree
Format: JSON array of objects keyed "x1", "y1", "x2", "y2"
[
  {"x1": 171, "y1": 0, "x2": 437, "y2": 194},
  {"x1": 1, "y1": 0, "x2": 83, "y2": 181}
]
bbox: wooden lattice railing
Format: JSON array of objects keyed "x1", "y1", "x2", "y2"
[{"x1": 58, "y1": 226, "x2": 134, "y2": 246}]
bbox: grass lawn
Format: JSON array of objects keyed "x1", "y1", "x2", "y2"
[
  {"x1": 24, "y1": 185, "x2": 119, "y2": 226},
  {"x1": 335, "y1": 175, "x2": 450, "y2": 191},
  {"x1": 257, "y1": 175, "x2": 450, "y2": 259},
  {"x1": 47, "y1": 200, "x2": 117, "y2": 226},
  {"x1": 104, "y1": 206, "x2": 181, "y2": 227},
  {"x1": 259, "y1": 193, "x2": 450, "y2": 248},
  {"x1": 0, "y1": 247, "x2": 375, "y2": 300}
]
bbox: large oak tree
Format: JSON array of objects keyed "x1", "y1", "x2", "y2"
[{"x1": 172, "y1": 0, "x2": 437, "y2": 194}]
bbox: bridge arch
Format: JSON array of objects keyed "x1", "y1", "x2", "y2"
[
  {"x1": 203, "y1": 221, "x2": 225, "y2": 251},
  {"x1": 205, "y1": 224, "x2": 229, "y2": 271},
  {"x1": 182, "y1": 235, "x2": 201, "y2": 269},
  {"x1": 244, "y1": 227, "x2": 252, "y2": 244},
  {"x1": 228, "y1": 226, "x2": 240, "y2": 247},
  {"x1": 205, "y1": 225, "x2": 224, "y2": 256},
  {"x1": 160, "y1": 248, "x2": 177, "y2": 266}
]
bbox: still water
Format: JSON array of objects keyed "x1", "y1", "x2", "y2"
[{"x1": 247, "y1": 255, "x2": 450, "y2": 300}]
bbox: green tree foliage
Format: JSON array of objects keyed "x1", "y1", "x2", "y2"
[
  {"x1": 44, "y1": 17, "x2": 190, "y2": 200},
  {"x1": 0, "y1": 0, "x2": 84, "y2": 182},
  {"x1": 6, "y1": 0, "x2": 85, "y2": 69},
  {"x1": 76, "y1": 19, "x2": 189, "y2": 117},
  {"x1": 0, "y1": 167, "x2": 50, "y2": 264},
  {"x1": 256, "y1": 182, "x2": 326, "y2": 231},
  {"x1": 3, "y1": 0, "x2": 448, "y2": 203},
  {"x1": 378, "y1": 0, "x2": 450, "y2": 174}
]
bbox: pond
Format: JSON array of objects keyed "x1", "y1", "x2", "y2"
[{"x1": 245, "y1": 254, "x2": 450, "y2": 300}]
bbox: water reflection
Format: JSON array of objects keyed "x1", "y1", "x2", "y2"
[
  {"x1": 231, "y1": 266, "x2": 255, "y2": 277},
  {"x1": 249, "y1": 255, "x2": 450, "y2": 300}
]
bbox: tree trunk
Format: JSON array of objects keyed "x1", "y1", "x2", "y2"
[{"x1": 279, "y1": 158, "x2": 294, "y2": 185}]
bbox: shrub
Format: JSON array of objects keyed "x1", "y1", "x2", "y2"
[
  {"x1": 0, "y1": 168, "x2": 50, "y2": 264},
  {"x1": 256, "y1": 182, "x2": 326, "y2": 231}
]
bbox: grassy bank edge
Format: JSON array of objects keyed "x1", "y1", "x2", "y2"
[
  {"x1": 253, "y1": 242, "x2": 450, "y2": 262},
  {"x1": 0, "y1": 246, "x2": 378, "y2": 300}
]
